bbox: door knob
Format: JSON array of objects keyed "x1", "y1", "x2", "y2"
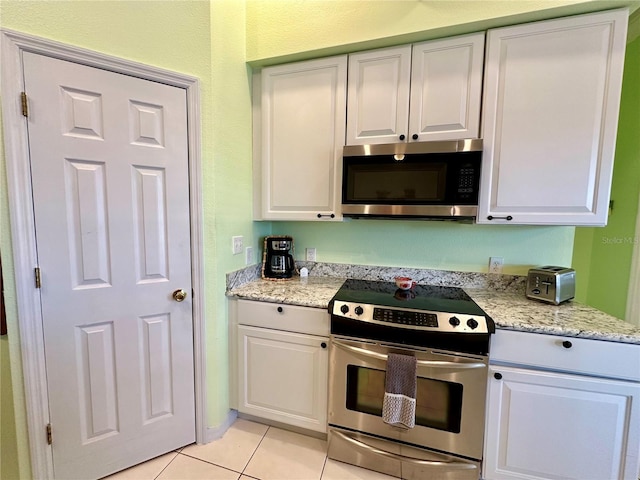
[{"x1": 172, "y1": 289, "x2": 187, "y2": 302}]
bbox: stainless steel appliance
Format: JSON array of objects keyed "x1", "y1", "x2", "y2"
[
  {"x1": 341, "y1": 140, "x2": 482, "y2": 219},
  {"x1": 526, "y1": 266, "x2": 576, "y2": 304},
  {"x1": 262, "y1": 236, "x2": 295, "y2": 279},
  {"x1": 327, "y1": 279, "x2": 494, "y2": 480}
]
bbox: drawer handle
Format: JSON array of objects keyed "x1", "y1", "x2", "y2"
[
  {"x1": 487, "y1": 215, "x2": 513, "y2": 221},
  {"x1": 321, "y1": 342, "x2": 327, "y2": 349},
  {"x1": 562, "y1": 340, "x2": 573, "y2": 349},
  {"x1": 493, "y1": 372, "x2": 503, "y2": 380},
  {"x1": 277, "y1": 306, "x2": 283, "y2": 313}
]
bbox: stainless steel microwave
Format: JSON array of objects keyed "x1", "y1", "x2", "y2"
[{"x1": 341, "y1": 139, "x2": 482, "y2": 219}]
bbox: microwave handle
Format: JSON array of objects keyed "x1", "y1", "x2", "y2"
[
  {"x1": 332, "y1": 340, "x2": 486, "y2": 369},
  {"x1": 332, "y1": 429, "x2": 478, "y2": 471}
]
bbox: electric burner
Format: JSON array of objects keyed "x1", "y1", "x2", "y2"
[{"x1": 328, "y1": 279, "x2": 494, "y2": 355}]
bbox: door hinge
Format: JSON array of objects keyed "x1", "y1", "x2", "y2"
[
  {"x1": 46, "y1": 423, "x2": 52, "y2": 445},
  {"x1": 21, "y1": 92, "x2": 29, "y2": 117},
  {"x1": 35, "y1": 267, "x2": 41, "y2": 289}
]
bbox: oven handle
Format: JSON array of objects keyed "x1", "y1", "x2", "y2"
[
  {"x1": 332, "y1": 340, "x2": 486, "y2": 369},
  {"x1": 332, "y1": 430, "x2": 477, "y2": 470}
]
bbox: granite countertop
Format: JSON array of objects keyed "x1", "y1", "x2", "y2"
[
  {"x1": 467, "y1": 289, "x2": 640, "y2": 344},
  {"x1": 227, "y1": 276, "x2": 346, "y2": 308},
  {"x1": 226, "y1": 273, "x2": 640, "y2": 345}
]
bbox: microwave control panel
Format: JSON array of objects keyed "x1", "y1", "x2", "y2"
[{"x1": 455, "y1": 164, "x2": 479, "y2": 202}]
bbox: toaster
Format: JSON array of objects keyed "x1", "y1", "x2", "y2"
[{"x1": 526, "y1": 266, "x2": 575, "y2": 305}]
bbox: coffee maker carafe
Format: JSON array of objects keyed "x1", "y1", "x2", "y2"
[{"x1": 263, "y1": 236, "x2": 295, "y2": 279}]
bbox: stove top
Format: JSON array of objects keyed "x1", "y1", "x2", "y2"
[
  {"x1": 329, "y1": 279, "x2": 494, "y2": 354},
  {"x1": 332, "y1": 279, "x2": 485, "y2": 316}
]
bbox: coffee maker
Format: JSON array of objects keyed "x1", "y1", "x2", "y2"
[{"x1": 262, "y1": 236, "x2": 295, "y2": 279}]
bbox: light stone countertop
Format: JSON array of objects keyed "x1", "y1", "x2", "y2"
[
  {"x1": 227, "y1": 276, "x2": 640, "y2": 345},
  {"x1": 227, "y1": 276, "x2": 346, "y2": 309},
  {"x1": 467, "y1": 290, "x2": 640, "y2": 344}
]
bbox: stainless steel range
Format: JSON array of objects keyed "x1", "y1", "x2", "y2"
[{"x1": 327, "y1": 279, "x2": 494, "y2": 480}]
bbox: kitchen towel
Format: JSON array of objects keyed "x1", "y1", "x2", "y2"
[{"x1": 382, "y1": 353, "x2": 417, "y2": 429}]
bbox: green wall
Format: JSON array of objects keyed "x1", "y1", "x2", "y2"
[
  {"x1": 1, "y1": 336, "x2": 19, "y2": 480},
  {"x1": 0, "y1": 1, "x2": 264, "y2": 477},
  {"x1": 246, "y1": 0, "x2": 636, "y2": 65},
  {"x1": 573, "y1": 33, "x2": 640, "y2": 319},
  {"x1": 272, "y1": 222, "x2": 574, "y2": 275}
]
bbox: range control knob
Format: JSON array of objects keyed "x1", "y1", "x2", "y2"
[
  {"x1": 340, "y1": 304, "x2": 349, "y2": 314},
  {"x1": 354, "y1": 306, "x2": 364, "y2": 316},
  {"x1": 449, "y1": 316, "x2": 461, "y2": 327},
  {"x1": 467, "y1": 318, "x2": 479, "y2": 330}
]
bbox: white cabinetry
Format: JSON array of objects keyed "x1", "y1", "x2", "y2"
[
  {"x1": 346, "y1": 45, "x2": 411, "y2": 145},
  {"x1": 478, "y1": 9, "x2": 628, "y2": 225},
  {"x1": 259, "y1": 56, "x2": 347, "y2": 221},
  {"x1": 484, "y1": 329, "x2": 640, "y2": 480},
  {"x1": 346, "y1": 33, "x2": 484, "y2": 145},
  {"x1": 236, "y1": 300, "x2": 329, "y2": 433}
]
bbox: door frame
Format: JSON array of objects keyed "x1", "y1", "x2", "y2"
[{"x1": 1, "y1": 29, "x2": 207, "y2": 479}]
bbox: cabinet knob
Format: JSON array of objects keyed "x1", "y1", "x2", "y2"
[
  {"x1": 321, "y1": 342, "x2": 327, "y2": 349},
  {"x1": 399, "y1": 134, "x2": 405, "y2": 141},
  {"x1": 277, "y1": 306, "x2": 283, "y2": 313},
  {"x1": 412, "y1": 134, "x2": 419, "y2": 140},
  {"x1": 494, "y1": 372, "x2": 503, "y2": 380},
  {"x1": 562, "y1": 340, "x2": 573, "y2": 349}
]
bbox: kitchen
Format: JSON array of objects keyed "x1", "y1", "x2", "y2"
[{"x1": 1, "y1": 1, "x2": 640, "y2": 479}]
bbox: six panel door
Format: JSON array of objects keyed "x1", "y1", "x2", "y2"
[{"x1": 23, "y1": 52, "x2": 195, "y2": 479}]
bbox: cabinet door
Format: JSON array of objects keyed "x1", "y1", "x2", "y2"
[
  {"x1": 409, "y1": 33, "x2": 484, "y2": 142},
  {"x1": 237, "y1": 325, "x2": 329, "y2": 432},
  {"x1": 346, "y1": 45, "x2": 411, "y2": 145},
  {"x1": 478, "y1": 9, "x2": 628, "y2": 225},
  {"x1": 484, "y1": 365, "x2": 640, "y2": 480},
  {"x1": 261, "y1": 56, "x2": 346, "y2": 220}
]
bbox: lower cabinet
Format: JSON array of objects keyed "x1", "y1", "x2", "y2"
[
  {"x1": 484, "y1": 330, "x2": 640, "y2": 480},
  {"x1": 236, "y1": 301, "x2": 330, "y2": 433}
]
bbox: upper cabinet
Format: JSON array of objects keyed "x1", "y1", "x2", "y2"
[
  {"x1": 346, "y1": 33, "x2": 485, "y2": 145},
  {"x1": 258, "y1": 56, "x2": 347, "y2": 221},
  {"x1": 346, "y1": 45, "x2": 411, "y2": 145},
  {"x1": 477, "y1": 9, "x2": 628, "y2": 226}
]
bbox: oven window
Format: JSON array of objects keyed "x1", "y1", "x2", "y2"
[{"x1": 345, "y1": 365, "x2": 463, "y2": 433}]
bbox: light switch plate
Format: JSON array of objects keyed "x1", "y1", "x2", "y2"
[
  {"x1": 232, "y1": 236, "x2": 243, "y2": 255},
  {"x1": 306, "y1": 248, "x2": 317, "y2": 262}
]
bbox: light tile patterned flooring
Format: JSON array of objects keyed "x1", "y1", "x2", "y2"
[{"x1": 105, "y1": 418, "x2": 397, "y2": 480}]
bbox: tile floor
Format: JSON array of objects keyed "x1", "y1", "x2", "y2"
[{"x1": 105, "y1": 418, "x2": 397, "y2": 480}]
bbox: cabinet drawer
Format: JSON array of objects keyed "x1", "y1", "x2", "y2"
[
  {"x1": 490, "y1": 329, "x2": 640, "y2": 382},
  {"x1": 237, "y1": 299, "x2": 330, "y2": 336}
]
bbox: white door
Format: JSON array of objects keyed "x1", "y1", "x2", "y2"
[
  {"x1": 260, "y1": 56, "x2": 346, "y2": 221},
  {"x1": 409, "y1": 33, "x2": 484, "y2": 142},
  {"x1": 346, "y1": 45, "x2": 411, "y2": 145},
  {"x1": 23, "y1": 52, "x2": 195, "y2": 479},
  {"x1": 484, "y1": 365, "x2": 640, "y2": 480},
  {"x1": 477, "y1": 9, "x2": 627, "y2": 225},
  {"x1": 237, "y1": 325, "x2": 328, "y2": 433}
]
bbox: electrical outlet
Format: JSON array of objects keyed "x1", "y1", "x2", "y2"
[
  {"x1": 232, "y1": 236, "x2": 243, "y2": 255},
  {"x1": 245, "y1": 246, "x2": 253, "y2": 265},
  {"x1": 489, "y1": 256, "x2": 504, "y2": 274},
  {"x1": 306, "y1": 248, "x2": 317, "y2": 262}
]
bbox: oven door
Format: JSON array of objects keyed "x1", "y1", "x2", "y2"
[{"x1": 328, "y1": 336, "x2": 488, "y2": 460}]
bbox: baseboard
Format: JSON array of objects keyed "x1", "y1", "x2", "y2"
[{"x1": 204, "y1": 410, "x2": 238, "y2": 443}]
